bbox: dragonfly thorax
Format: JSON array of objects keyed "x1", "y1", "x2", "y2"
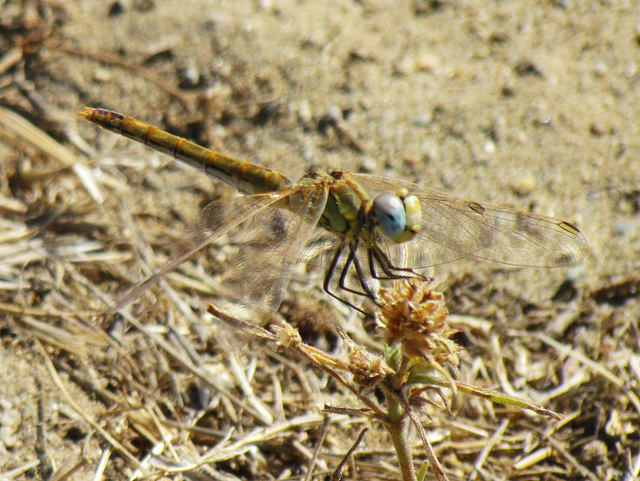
[
  {"x1": 313, "y1": 170, "x2": 423, "y2": 245},
  {"x1": 316, "y1": 172, "x2": 366, "y2": 238}
]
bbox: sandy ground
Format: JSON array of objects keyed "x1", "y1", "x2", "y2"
[{"x1": 1, "y1": 0, "x2": 639, "y2": 479}]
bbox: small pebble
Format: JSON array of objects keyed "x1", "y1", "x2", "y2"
[
  {"x1": 593, "y1": 60, "x2": 608, "y2": 77},
  {"x1": 180, "y1": 63, "x2": 200, "y2": 88},
  {"x1": 589, "y1": 122, "x2": 606, "y2": 136},
  {"x1": 92, "y1": 67, "x2": 113, "y2": 83},
  {"x1": 414, "y1": 53, "x2": 440, "y2": 72},
  {"x1": 0, "y1": 408, "x2": 21, "y2": 448},
  {"x1": 483, "y1": 139, "x2": 496, "y2": 154},
  {"x1": 412, "y1": 111, "x2": 433, "y2": 127},
  {"x1": 581, "y1": 439, "x2": 608, "y2": 466},
  {"x1": 108, "y1": 0, "x2": 127, "y2": 17},
  {"x1": 512, "y1": 176, "x2": 537, "y2": 196},
  {"x1": 295, "y1": 99, "x2": 313, "y2": 125},
  {"x1": 394, "y1": 54, "x2": 440, "y2": 75},
  {"x1": 1, "y1": 409, "x2": 21, "y2": 431},
  {"x1": 0, "y1": 426, "x2": 18, "y2": 448},
  {"x1": 359, "y1": 156, "x2": 376, "y2": 173}
]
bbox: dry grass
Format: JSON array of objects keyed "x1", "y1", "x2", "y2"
[{"x1": 1, "y1": 3, "x2": 639, "y2": 480}]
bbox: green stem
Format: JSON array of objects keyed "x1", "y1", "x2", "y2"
[{"x1": 386, "y1": 397, "x2": 417, "y2": 481}]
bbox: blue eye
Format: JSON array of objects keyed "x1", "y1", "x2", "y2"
[{"x1": 372, "y1": 193, "x2": 406, "y2": 239}]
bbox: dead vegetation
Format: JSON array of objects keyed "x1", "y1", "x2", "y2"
[{"x1": 1, "y1": 1, "x2": 639, "y2": 480}]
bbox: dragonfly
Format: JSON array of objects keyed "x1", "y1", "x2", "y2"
[{"x1": 81, "y1": 107, "x2": 587, "y2": 318}]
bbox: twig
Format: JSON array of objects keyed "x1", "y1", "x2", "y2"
[
  {"x1": 538, "y1": 333, "x2": 640, "y2": 414},
  {"x1": 331, "y1": 427, "x2": 369, "y2": 481},
  {"x1": 47, "y1": 40, "x2": 195, "y2": 110},
  {"x1": 305, "y1": 415, "x2": 331, "y2": 481},
  {"x1": 0, "y1": 106, "x2": 105, "y2": 204},
  {"x1": 468, "y1": 418, "x2": 509, "y2": 480},
  {"x1": 35, "y1": 340, "x2": 146, "y2": 470}
]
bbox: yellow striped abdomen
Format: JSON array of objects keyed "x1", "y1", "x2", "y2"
[{"x1": 80, "y1": 108, "x2": 292, "y2": 195}]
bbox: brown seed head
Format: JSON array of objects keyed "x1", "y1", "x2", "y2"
[{"x1": 376, "y1": 279, "x2": 460, "y2": 365}]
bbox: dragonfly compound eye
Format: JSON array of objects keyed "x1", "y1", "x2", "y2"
[
  {"x1": 373, "y1": 193, "x2": 407, "y2": 240},
  {"x1": 401, "y1": 193, "x2": 422, "y2": 234}
]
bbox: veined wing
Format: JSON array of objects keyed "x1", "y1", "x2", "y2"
[
  {"x1": 217, "y1": 181, "x2": 329, "y2": 322},
  {"x1": 351, "y1": 173, "x2": 587, "y2": 268},
  {"x1": 111, "y1": 188, "x2": 295, "y2": 312}
]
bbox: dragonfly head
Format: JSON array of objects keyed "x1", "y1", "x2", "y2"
[{"x1": 371, "y1": 189, "x2": 422, "y2": 243}]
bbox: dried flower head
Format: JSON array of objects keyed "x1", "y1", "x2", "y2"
[
  {"x1": 339, "y1": 330, "x2": 393, "y2": 390},
  {"x1": 376, "y1": 278, "x2": 460, "y2": 366}
]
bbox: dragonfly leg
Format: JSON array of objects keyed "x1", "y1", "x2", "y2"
[
  {"x1": 323, "y1": 243, "x2": 375, "y2": 318},
  {"x1": 369, "y1": 244, "x2": 429, "y2": 281},
  {"x1": 338, "y1": 244, "x2": 375, "y2": 298}
]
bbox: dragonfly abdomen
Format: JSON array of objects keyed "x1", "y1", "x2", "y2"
[{"x1": 80, "y1": 108, "x2": 291, "y2": 195}]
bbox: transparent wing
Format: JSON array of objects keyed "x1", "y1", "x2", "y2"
[
  {"x1": 111, "y1": 189, "x2": 293, "y2": 311},
  {"x1": 350, "y1": 173, "x2": 587, "y2": 269},
  {"x1": 216, "y1": 183, "x2": 329, "y2": 322}
]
